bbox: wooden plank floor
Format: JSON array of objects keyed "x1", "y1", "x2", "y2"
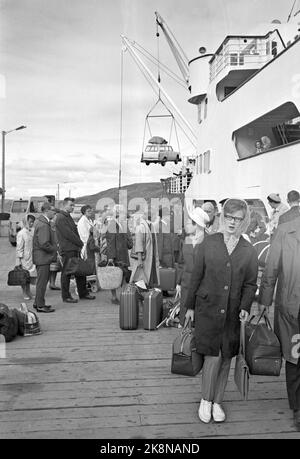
[{"x1": 0, "y1": 237, "x2": 299, "y2": 439}]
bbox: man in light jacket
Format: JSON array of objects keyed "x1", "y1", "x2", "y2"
[{"x1": 33, "y1": 203, "x2": 57, "y2": 313}]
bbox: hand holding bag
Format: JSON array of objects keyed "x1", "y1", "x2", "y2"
[
  {"x1": 97, "y1": 261, "x2": 123, "y2": 290},
  {"x1": 171, "y1": 320, "x2": 203, "y2": 376},
  {"x1": 245, "y1": 308, "x2": 282, "y2": 376},
  {"x1": 234, "y1": 320, "x2": 250, "y2": 400}
]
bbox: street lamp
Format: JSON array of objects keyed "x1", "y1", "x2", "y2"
[{"x1": 1, "y1": 125, "x2": 27, "y2": 212}]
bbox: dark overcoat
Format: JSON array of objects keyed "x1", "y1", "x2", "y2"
[
  {"x1": 32, "y1": 215, "x2": 56, "y2": 266},
  {"x1": 55, "y1": 210, "x2": 83, "y2": 254},
  {"x1": 184, "y1": 233, "x2": 258, "y2": 358},
  {"x1": 259, "y1": 217, "x2": 300, "y2": 364},
  {"x1": 106, "y1": 219, "x2": 133, "y2": 267}
]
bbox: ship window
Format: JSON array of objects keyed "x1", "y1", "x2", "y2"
[
  {"x1": 204, "y1": 98, "x2": 208, "y2": 119},
  {"x1": 224, "y1": 86, "x2": 237, "y2": 97},
  {"x1": 198, "y1": 103, "x2": 202, "y2": 124},
  {"x1": 203, "y1": 150, "x2": 211, "y2": 173},
  {"x1": 233, "y1": 102, "x2": 300, "y2": 159},
  {"x1": 230, "y1": 53, "x2": 238, "y2": 66}
]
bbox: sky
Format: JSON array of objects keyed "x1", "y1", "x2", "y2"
[{"x1": 0, "y1": 0, "x2": 292, "y2": 199}]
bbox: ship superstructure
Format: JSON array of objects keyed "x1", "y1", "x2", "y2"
[{"x1": 184, "y1": 19, "x2": 300, "y2": 215}]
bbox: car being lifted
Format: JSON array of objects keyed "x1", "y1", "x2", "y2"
[{"x1": 141, "y1": 136, "x2": 182, "y2": 166}]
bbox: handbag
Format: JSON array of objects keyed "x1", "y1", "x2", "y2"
[
  {"x1": 245, "y1": 308, "x2": 282, "y2": 376},
  {"x1": 130, "y1": 249, "x2": 146, "y2": 261},
  {"x1": 97, "y1": 261, "x2": 123, "y2": 290},
  {"x1": 171, "y1": 320, "x2": 203, "y2": 376},
  {"x1": 7, "y1": 266, "x2": 30, "y2": 286},
  {"x1": 234, "y1": 320, "x2": 250, "y2": 401},
  {"x1": 65, "y1": 256, "x2": 94, "y2": 277}
]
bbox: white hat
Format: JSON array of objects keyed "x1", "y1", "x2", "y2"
[{"x1": 189, "y1": 207, "x2": 210, "y2": 228}]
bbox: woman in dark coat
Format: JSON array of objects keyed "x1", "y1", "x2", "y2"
[
  {"x1": 106, "y1": 205, "x2": 133, "y2": 304},
  {"x1": 185, "y1": 199, "x2": 258, "y2": 424},
  {"x1": 259, "y1": 216, "x2": 300, "y2": 431}
]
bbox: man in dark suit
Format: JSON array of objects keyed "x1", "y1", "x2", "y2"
[
  {"x1": 278, "y1": 190, "x2": 300, "y2": 225},
  {"x1": 33, "y1": 203, "x2": 57, "y2": 313},
  {"x1": 55, "y1": 197, "x2": 95, "y2": 303}
]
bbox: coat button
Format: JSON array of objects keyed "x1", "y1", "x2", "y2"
[
  {"x1": 220, "y1": 309, "x2": 225, "y2": 314},
  {"x1": 224, "y1": 285, "x2": 229, "y2": 290}
]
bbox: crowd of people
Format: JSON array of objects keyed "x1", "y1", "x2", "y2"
[{"x1": 13, "y1": 190, "x2": 300, "y2": 431}]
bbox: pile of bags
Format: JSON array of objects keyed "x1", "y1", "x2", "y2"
[{"x1": 0, "y1": 303, "x2": 41, "y2": 342}]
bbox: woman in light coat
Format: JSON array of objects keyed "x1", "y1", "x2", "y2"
[
  {"x1": 16, "y1": 214, "x2": 36, "y2": 300},
  {"x1": 185, "y1": 199, "x2": 258, "y2": 424},
  {"x1": 259, "y1": 216, "x2": 300, "y2": 431},
  {"x1": 130, "y1": 210, "x2": 160, "y2": 289},
  {"x1": 77, "y1": 205, "x2": 94, "y2": 259}
]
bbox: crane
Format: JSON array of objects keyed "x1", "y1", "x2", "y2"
[
  {"x1": 155, "y1": 11, "x2": 190, "y2": 90},
  {"x1": 121, "y1": 35, "x2": 197, "y2": 147}
]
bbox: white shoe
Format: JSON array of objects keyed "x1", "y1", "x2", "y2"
[
  {"x1": 198, "y1": 399, "x2": 212, "y2": 423},
  {"x1": 212, "y1": 403, "x2": 226, "y2": 422}
]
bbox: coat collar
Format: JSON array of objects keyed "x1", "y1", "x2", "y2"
[{"x1": 39, "y1": 215, "x2": 51, "y2": 225}]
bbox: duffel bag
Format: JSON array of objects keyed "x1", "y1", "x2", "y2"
[
  {"x1": 7, "y1": 266, "x2": 30, "y2": 286},
  {"x1": 0, "y1": 304, "x2": 19, "y2": 342},
  {"x1": 245, "y1": 308, "x2": 282, "y2": 376},
  {"x1": 97, "y1": 262, "x2": 123, "y2": 290},
  {"x1": 65, "y1": 257, "x2": 94, "y2": 277},
  {"x1": 171, "y1": 320, "x2": 203, "y2": 376}
]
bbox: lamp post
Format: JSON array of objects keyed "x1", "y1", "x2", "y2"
[{"x1": 1, "y1": 125, "x2": 27, "y2": 213}]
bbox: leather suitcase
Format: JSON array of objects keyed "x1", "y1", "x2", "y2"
[
  {"x1": 119, "y1": 284, "x2": 139, "y2": 330},
  {"x1": 143, "y1": 289, "x2": 163, "y2": 330},
  {"x1": 159, "y1": 267, "x2": 177, "y2": 291}
]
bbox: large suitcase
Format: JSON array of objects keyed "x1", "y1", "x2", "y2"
[
  {"x1": 119, "y1": 284, "x2": 139, "y2": 330},
  {"x1": 159, "y1": 267, "x2": 177, "y2": 291},
  {"x1": 143, "y1": 289, "x2": 163, "y2": 330}
]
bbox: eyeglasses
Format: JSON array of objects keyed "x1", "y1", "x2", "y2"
[{"x1": 224, "y1": 214, "x2": 244, "y2": 223}]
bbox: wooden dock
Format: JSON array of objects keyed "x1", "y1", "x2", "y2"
[{"x1": 0, "y1": 237, "x2": 299, "y2": 439}]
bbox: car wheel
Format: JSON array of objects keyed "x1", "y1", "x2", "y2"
[
  {"x1": 175, "y1": 155, "x2": 179, "y2": 164},
  {"x1": 146, "y1": 161, "x2": 150, "y2": 166},
  {"x1": 161, "y1": 157, "x2": 167, "y2": 166}
]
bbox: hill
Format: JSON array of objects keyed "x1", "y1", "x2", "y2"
[{"x1": 75, "y1": 182, "x2": 165, "y2": 210}]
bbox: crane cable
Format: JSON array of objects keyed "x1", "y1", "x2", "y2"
[
  {"x1": 156, "y1": 20, "x2": 161, "y2": 94},
  {"x1": 132, "y1": 41, "x2": 186, "y2": 88},
  {"x1": 119, "y1": 47, "x2": 124, "y2": 190},
  {"x1": 287, "y1": 0, "x2": 297, "y2": 21}
]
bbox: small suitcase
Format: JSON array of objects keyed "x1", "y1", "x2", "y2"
[
  {"x1": 159, "y1": 267, "x2": 177, "y2": 291},
  {"x1": 143, "y1": 289, "x2": 163, "y2": 330},
  {"x1": 119, "y1": 284, "x2": 139, "y2": 330}
]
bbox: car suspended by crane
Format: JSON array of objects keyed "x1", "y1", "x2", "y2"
[{"x1": 121, "y1": 13, "x2": 197, "y2": 169}]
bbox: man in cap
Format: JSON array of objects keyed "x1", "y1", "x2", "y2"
[
  {"x1": 201, "y1": 202, "x2": 219, "y2": 234},
  {"x1": 267, "y1": 193, "x2": 289, "y2": 238},
  {"x1": 278, "y1": 190, "x2": 300, "y2": 225}
]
